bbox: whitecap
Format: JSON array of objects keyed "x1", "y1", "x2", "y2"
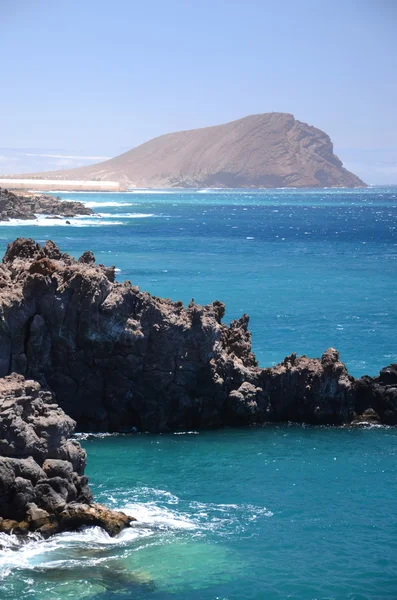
[
  {"x1": 73, "y1": 432, "x2": 117, "y2": 440},
  {"x1": 97, "y1": 213, "x2": 155, "y2": 218},
  {"x1": 123, "y1": 503, "x2": 196, "y2": 531},
  {"x1": 0, "y1": 217, "x2": 123, "y2": 227},
  {"x1": 127, "y1": 189, "x2": 176, "y2": 194},
  {"x1": 84, "y1": 201, "x2": 137, "y2": 207}
]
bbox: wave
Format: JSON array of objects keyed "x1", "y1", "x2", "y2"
[
  {"x1": 0, "y1": 217, "x2": 123, "y2": 227},
  {"x1": 74, "y1": 432, "x2": 119, "y2": 440},
  {"x1": 101, "y1": 486, "x2": 273, "y2": 537},
  {"x1": 0, "y1": 486, "x2": 272, "y2": 590},
  {"x1": 123, "y1": 503, "x2": 196, "y2": 531},
  {"x1": 33, "y1": 190, "x2": 125, "y2": 194},
  {"x1": 127, "y1": 190, "x2": 176, "y2": 194},
  {"x1": 197, "y1": 189, "x2": 225, "y2": 193},
  {"x1": 96, "y1": 213, "x2": 155, "y2": 218},
  {"x1": 84, "y1": 201, "x2": 137, "y2": 207},
  {"x1": 0, "y1": 526, "x2": 151, "y2": 582}
]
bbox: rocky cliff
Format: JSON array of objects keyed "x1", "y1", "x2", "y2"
[
  {"x1": 6, "y1": 114, "x2": 365, "y2": 188},
  {"x1": 0, "y1": 238, "x2": 394, "y2": 433},
  {"x1": 0, "y1": 373, "x2": 133, "y2": 539},
  {"x1": 0, "y1": 187, "x2": 93, "y2": 221}
]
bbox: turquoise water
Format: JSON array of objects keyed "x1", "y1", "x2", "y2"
[
  {"x1": 1, "y1": 428, "x2": 397, "y2": 599},
  {"x1": 0, "y1": 188, "x2": 396, "y2": 598},
  {"x1": 0, "y1": 187, "x2": 395, "y2": 376}
]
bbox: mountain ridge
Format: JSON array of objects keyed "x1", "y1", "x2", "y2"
[{"x1": 4, "y1": 113, "x2": 365, "y2": 188}]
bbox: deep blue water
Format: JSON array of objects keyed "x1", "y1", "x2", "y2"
[{"x1": 0, "y1": 188, "x2": 396, "y2": 599}]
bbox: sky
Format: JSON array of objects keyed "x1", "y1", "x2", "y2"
[{"x1": 0, "y1": 0, "x2": 396, "y2": 183}]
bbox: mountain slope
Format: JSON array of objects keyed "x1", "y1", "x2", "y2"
[{"x1": 9, "y1": 113, "x2": 365, "y2": 188}]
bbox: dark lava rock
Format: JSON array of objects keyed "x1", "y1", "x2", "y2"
[
  {"x1": 0, "y1": 237, "x2": 395, "y2": 431},
  {"x1": 0, "y1": 187, "x2": 93, "y2": 221},
  {"x1": 0, "y1": 374, "x2": 133, "y2": 539}
]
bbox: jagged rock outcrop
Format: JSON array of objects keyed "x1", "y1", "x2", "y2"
[
  {"x1": 0, "y1": 238, "x2": 394, "y2": 432},
  {"x1": 0, "y1": 187, "x2": 92, "y2": 221},
  {"x1": 7, "y1": 113, "x2": 365, "y2": 188},
  {"x1": 0, "y1": 373, "x2": 134, "y2": 539},
  {"x1": 354, "y1": 364, "x2": 397, "y2": 425}
]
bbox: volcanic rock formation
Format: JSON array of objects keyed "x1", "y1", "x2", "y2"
[
  {"x1": 0, "y1": 373, "x2": 133, "y2": 539},
  {"x1": 0, "y1": 238, "x2": 394, "y2": 433},
  {"x1": 5, "y1": 114, "x2": 365, "y2": 188},
  {"x1": 0, "y1": 187, "x2": 93, "y2": 221}
]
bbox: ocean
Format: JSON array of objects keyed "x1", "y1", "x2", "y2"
[{"x1": 0, "y1": 187, "x2": 396, "y2": 599}]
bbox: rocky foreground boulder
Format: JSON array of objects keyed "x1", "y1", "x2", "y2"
[
  {"x1": 0, "y1": 187, "x2": 93, "y2": 221},
  {"x1": 0, "y1": 374, "x2": 133, "y2": 539},
  {"x1": 0, "y1": 237, "x2": 395, "y2": 431}
]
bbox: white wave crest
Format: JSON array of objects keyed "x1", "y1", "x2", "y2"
[
  {"x1": 0, "y1": 485, "x2": 273, "y2": 586},
  {"x1": 0, "y1": 217, "x2": 123, "y2": 227},
  {"x1": 84, "y1": 201, "x2": 137, "y2": 207},
  {"x1": 97, "y1": 213, "x2": 154, "y2": 218},
  {"x1": 73, "y1": 432, "x2": 117, "y2": 441},
  {"x1": 127, "y1": 190, "x2": 176, "y2": 194},
  {"x1": 123, "y1": 503, "x2": 196, "y2": 531}
]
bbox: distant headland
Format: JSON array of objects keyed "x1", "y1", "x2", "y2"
[{"x1": 1, "y1": 113, "x2": 365, "y2": 190}]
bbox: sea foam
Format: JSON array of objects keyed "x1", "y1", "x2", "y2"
[
  {"x1": 84, "y1": 201, "x2": 137, "y2": 207},
  {"x1": 97, "y1": 213, "x2": 155, "y2": 218},
  {"x1": 0, "y1": 217, "x2": 123, "y2": 227}
]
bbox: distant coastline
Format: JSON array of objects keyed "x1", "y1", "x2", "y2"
[
  {"x1": 0, "y1": 179, "x2": 370, "y2": 194},
  {"x1": 0, "y1": 178, "x2": 121, "y2": 192}
]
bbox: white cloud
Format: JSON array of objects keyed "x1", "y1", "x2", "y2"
[
  {"x1": 0, "y1": 149, "x2": 110, "y2": 175},
  {"x1": 22, "y1": 153, "x2": 111, "y2": 160}
]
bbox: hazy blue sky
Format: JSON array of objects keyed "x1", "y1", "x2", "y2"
[{"x1": 1, "y1": 0, "x2": 396, "y2": 182}]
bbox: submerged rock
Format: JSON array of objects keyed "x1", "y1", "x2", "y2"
[
  {"x1": 0, "y1": 374, "x2": 133, "y2": 539},
  {"x1": 0, "y1": 237, "x2": 394, "y2": 431}
]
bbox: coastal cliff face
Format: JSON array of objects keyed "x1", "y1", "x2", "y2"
[
  {"x1": 0, "y1": 238, "x2": 394, "y2": 433},
  {"x1": 7, "y1": 113, "x2": 365, "y2": 189},
  {"x1": 0, "y1": 373, "x2": 133, "y2": 538}
]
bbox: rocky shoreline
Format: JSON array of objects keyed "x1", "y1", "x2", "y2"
[
  {"x1": 0, "y1": 374, "x2": 133, "y2": 542},
  {"x1": 0, "y1": 187, "x2": 93, "y2": 221},
  {"x1": 0, "y1": 237, "x2": 395, "y2": 540},
  {"x1": 0, "y1": 237, "x2": 395, "y2": 431}
]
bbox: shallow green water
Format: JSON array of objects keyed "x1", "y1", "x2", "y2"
[{"x1": 1, "y1": 427, "x2": 397, "y2": 599}]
